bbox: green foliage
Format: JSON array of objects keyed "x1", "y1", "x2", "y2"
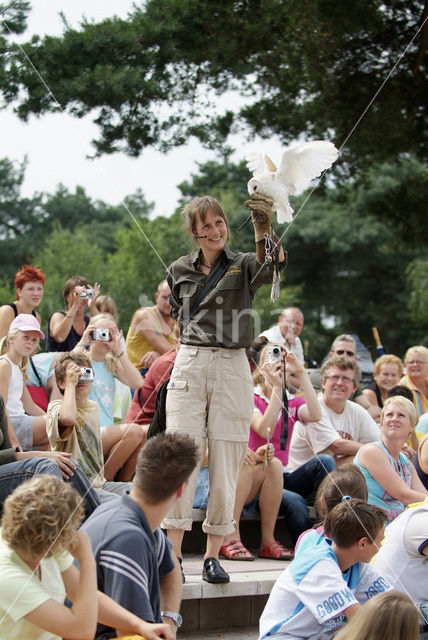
[
  {"x1": 0, "y1": 156, "x2": 44, "y2": 280},
  {"x1": 0, "y1": 277, "x2": 14, "y2": 307},
  {"x1": 1, "y1": 1, "x2": 426, "y2": 165},
  {"x1": 105, "y1": 211, "x2": 193, "y2": 329},
  {"x1": 34, "y1": 225, "x2": 105, "y2": 328},
  {"x1": 0, "y1": 1, "x2": 30, "y2": 36},
  {"x1": 407, "y1": 257, "x2": 428, "y2": 333}
]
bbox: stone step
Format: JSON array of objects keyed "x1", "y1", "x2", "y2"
[
  {"x1": 180, "y1": 553, "x2": 289, "y2": 632},
  {"x1": 180, "y1": 625, "x2": 259, "y2": 640},
  {"x1": 181, "y1": 507, "x2": 316, "y2": 554}
]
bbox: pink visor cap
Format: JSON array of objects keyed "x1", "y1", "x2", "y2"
[{"x1": 9, "y1": 314, "x2": 45, "y2": 339}]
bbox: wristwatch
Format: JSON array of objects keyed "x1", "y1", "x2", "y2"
[{"x1": 161, "y1": 610, "x2": 183, "y2": 628}]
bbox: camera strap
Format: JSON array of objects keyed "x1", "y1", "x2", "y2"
[
  {"x1": 280, "y1": 360, "x2": 288, "y2": 450},
  {"x1": 185, "y1": 253, "x2": 233, "y2": 326}
]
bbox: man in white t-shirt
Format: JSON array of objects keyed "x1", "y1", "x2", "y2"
[
  {"x1": 260, "y1": 307, "x2": 304, "y2": 363},
  {"x1": 374, "y1": 501, "x2": 428, "y2": 604},
  {"x1": 288, "y1": 355, "x2": 380, "y2": 471}
]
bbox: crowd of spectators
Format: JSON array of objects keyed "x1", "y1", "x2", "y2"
[{"x1": 1, "y1": 193, "x2": 428, "y2": 639}]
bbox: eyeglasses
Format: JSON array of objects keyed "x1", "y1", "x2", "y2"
[
  {"x1": 334, "y1": 349, "x2": 356, "y2": 357},
  {"x1": 325, "y1": 375, "x2": 355, "y2": 385},
  {"x1": 405, "y1": 360, "x2": 426, "y2": 366}
]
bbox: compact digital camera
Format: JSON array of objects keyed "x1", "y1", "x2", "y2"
[
  {"x1": 78, "y1": 367, "x2": 94, "y2": 382},
  {"x1": 92, "y1": 328, "x2": 110, "y2": 342},
  {"x1": 80, "y1": 289, "x2": 93, "y2": 299},
  {"x1": 268, "y1": 345, "x2": 282, "y2": 363}
]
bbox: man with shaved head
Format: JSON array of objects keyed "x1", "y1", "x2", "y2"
[
  {"x1": 126, "y1": 280, "x2": 177, "y2": 373},
  {"x1": 260, "y1": 307, "x2": 305, "y2": 363}
]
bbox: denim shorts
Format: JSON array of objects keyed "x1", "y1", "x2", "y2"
[{"x1": 10, "y1": 414, "x2": 34, "y2": 450}]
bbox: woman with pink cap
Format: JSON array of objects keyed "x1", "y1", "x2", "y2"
[{"x1": 0, "y1": 314, "x2": 49, "y2": 451}]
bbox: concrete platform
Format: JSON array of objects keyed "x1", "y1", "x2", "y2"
[
  {"x1": 180, "y1": 625, "x2": 259, "y2": 640},
  {"x1": 180, "y1": 554, "x2": 289, "y2": 632}
]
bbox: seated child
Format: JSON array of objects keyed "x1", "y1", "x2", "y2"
[
  {"x1": 0, "y1": 314, "x2": 49, "y2": 450},
  {"x1": 259, "y1": 499, "x2": 390, "y2": 640},
  {"x1": 0, "y1": 475, "x2": 171, "y2": 639},
  {"x1": 0, "y1": 393, "x2": 99, "y2": 519},
  {"x1": 295, "y1": 463, "x2": 368, "y2": 549},
  {"x1": 75, "y1": 314, "x2": 144, "y2": 481},
  {"x1": 47, "y1": 351, "x2": 132, "y2": 501}
]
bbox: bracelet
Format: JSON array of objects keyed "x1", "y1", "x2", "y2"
[
  {"x1": 66, "y1": 314, "x2": 76, "y2": 319},
  {"x1": 115, "y1": 351, "x2": 125, "y2": 358}
]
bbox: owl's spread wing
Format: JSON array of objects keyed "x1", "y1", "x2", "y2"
[
  {"x1": 277, "y1": 141, "x2": 338, "y2": 194},
  {"x1": 245, "y1": 149, "x2": 277, "y2": 176}
]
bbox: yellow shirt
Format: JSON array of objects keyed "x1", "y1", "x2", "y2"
[
  {"x1": 125, "y1": 307, "x2": 175, "y2": 368},
  {"x1": 400, "y1": 374, "x2": 428, "y2": 417}
]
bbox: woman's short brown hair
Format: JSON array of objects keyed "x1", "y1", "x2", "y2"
[
  {"x1": 182, "y1": 196, "x2": 230, "y2": 237},
  {"x1": 1, "y1": 475, "x2": 84, "y2": 557},
  {"x1": 62, "y1": 275, "x2": 90, "y2": 306}
]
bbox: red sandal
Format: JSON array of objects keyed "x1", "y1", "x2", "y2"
[
  {"x1": 219, "y1": 539, "x2": 255, "y2": 561},
  {"x1": 259, "y1": 541, "x2": 294, "y2": 561}
]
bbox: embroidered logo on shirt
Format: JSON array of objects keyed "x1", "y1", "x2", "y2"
[{"x1": 225, "y1": 266, "x2": 242, "y2": 276}]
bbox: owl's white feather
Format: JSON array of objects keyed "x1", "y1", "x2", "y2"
[{"x1": 246, "y1": 140, "x2": 339, "y2": 223}]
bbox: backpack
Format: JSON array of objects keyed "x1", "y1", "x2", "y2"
[{"x1": 146, "y1": 368, "x2": 173, "y2": 440}]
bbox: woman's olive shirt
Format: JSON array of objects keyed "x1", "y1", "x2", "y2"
[{"x1": 167, "y1": 245, "x2": 284, "y2": 349}]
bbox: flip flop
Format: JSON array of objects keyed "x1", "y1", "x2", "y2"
[
  {"x1": 219, "y1": 539, "x2": 255, "y2": 561},
  {"x1": 259, "y1": 541, "x2": 294, "y2": 561}
]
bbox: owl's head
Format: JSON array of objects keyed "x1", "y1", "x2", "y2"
[{"x1": 247, "y1": 177, "x2": 262, "y2": 195}]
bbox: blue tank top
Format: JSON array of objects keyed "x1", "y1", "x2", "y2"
[{"x1": 354, "y1": 441, "x2": 412, "y2": 522}]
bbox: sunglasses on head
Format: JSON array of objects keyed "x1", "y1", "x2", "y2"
[{"x1": 335, "y1": 349, "x2": 355, "y2": 357}]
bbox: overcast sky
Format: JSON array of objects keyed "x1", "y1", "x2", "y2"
[{"x1": 2, "y1": 1, "x2": 285, "y2": 217}]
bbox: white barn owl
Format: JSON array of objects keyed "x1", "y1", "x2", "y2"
[{"x1": 246, "y1": 141, "x2": 339, "y2": 223}]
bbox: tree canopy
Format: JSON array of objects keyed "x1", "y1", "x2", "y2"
[{"x1": 1, "y1": 0, "x2": 427, "y2": 165}]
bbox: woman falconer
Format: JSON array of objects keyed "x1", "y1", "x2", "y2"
[{"x1": 163, "y1": 193, "x2": 286, "y2": 584}]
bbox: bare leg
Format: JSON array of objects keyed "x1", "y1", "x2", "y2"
[
  {"x1": 115, "y1": 424, "x2": 147, "y2": 481},
  {"x1": 167, "y1": 528, "x2": 185, "y2": 559},
  {"x1": 257, "y1": 457, "x2": 283, "y2": 548},
  {"x1": 33, "y1": 415, "x2": 49, "y2": 449},
  {"x1": 102, "y1": 423, "x2": 144, "y2": 481},
  {"x1": 205, "y1": 533, "x2": 225, "y2": 560},
  {"x1": 222, "y1": 461, "x2": 254, "y2": 555}
]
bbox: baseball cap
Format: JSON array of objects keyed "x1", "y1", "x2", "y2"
[{"x1": 9, "y1": 314, "x2": 45, "y2": 339}]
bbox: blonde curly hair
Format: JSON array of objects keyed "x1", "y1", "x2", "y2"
[{"x1": 1, "y1": 475, "x2": 84, "y2": 558}]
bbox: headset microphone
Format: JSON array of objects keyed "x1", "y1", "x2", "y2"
[{"x1": 194, "y1": 234, "x2": 208, "y2": 239}]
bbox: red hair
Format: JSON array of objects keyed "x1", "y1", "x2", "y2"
[{"x1": 14, "y1": 265, "x2": 46, "y2": 293}]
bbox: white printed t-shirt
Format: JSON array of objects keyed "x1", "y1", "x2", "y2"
[
  {"x1": 287, "y1": 395, "x2": 380, "y2": 471},
  {"x1": 374, "y1": 503, "x2": 428, "y2": 604},
  {"x1": 0, "y1": 531, "x2": 73, "y2": 639},
  {"x1": 259, "y1": 531, "x2": 391, "y2": 640}
]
